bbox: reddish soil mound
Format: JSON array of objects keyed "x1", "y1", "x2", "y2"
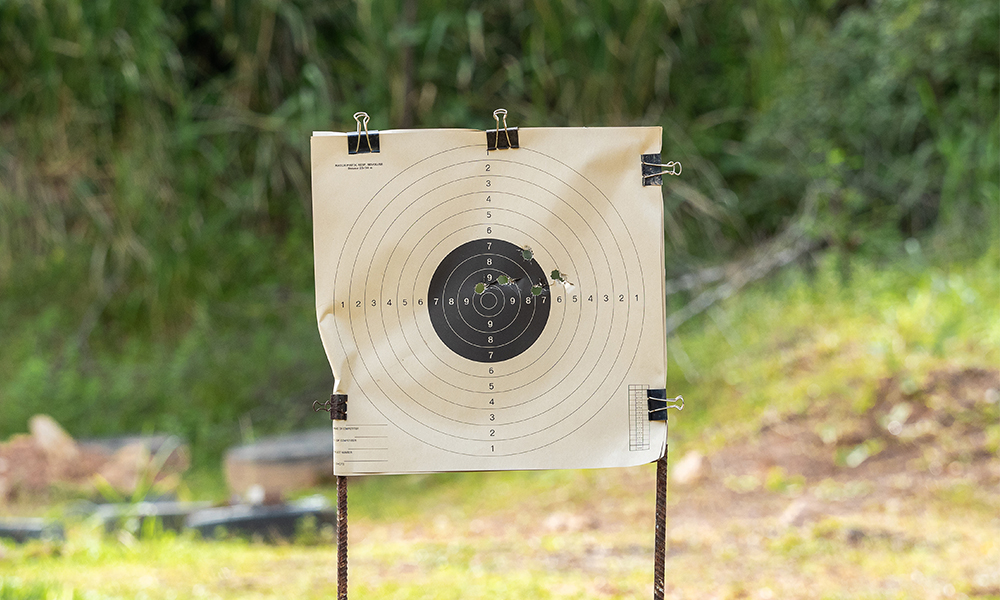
[{"x1": 0, "y1": 416, "x2": 187, "y2": 504}]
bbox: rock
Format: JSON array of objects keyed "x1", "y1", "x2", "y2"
[
  {"x1": 93, "y1": 501, "x2": 213, "y2": 535},
  {"x1": 845, "y1": 528, "x2": 866, "y2": 545},
  {"x1": 542, "y1": 511, "x2": 588, "y2": 533},
  {"x1": 779, "y1": 498, "x2": 823, "y2": 527},
  {"x1": 185, "y1": 497, "x2": 334, "y2": 542},
  {"x1": 224, "y1": 429, "x2": 334, "y2": 499},
  {"x1": 79, "y1": 435, "x2": 186, "y2": 461},
  {"x1": 87, "y1": 435, "x2": 189, "y2": 496},
  {"x1": 0, "y1": 518, "x2": 65, "y2": 543},
  {"x1": 985, "y1": 388, "x2": 999, "y2": 404},
  {"x1": 29, "y1": 415, "x2": 79, "y2": 464},
  {"x1": 79, "y1": 435, "x2": 189, "y2": 475},
  {"x1": 671, "y1": 450, "x2": 705, "y2": 486},
  {"x1": 97, "y1": 443, "x2": 148, "y2": 494},
  {"x1": 1, "y1": 426, "x2": 187, "y2": 500}
]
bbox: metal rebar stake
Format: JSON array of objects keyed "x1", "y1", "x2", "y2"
[
  {"x1": 337, "y1": 475, "x2": 348, "y2": 600},
  {"x1": 653, "y1": 446, "x2": 668, "y2": 600}
]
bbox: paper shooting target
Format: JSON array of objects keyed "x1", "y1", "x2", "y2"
[{"x1": 312, "y1": 126, "x2": 668, "y2": 475}]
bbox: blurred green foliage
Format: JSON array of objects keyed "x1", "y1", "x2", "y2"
[
  {"x1": 0, "y1": 0, "x2": 996, "y2": 457},
  {"x1": 742, "y1": 0, "x2": 999, "y2": 252}
]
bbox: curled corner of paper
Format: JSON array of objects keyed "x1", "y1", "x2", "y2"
[
  {"x1": 332, "y1": 369, "x2": 346, "y2": 395},
  {"x1": 331, "y1": 348, "x2": 358, "y2": 395}
]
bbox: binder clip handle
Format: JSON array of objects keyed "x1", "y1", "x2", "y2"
[
  {"x1": 488, "y1": 108, "x2": 519, "y2": 150},
  {"x1": 349, "y1": 111, "x2": 379, "y2": 154},
  {"x1": 354, "y1": 111, "x2": 373, "y2": 153},
  {"x1": 641, "y1": 154, "x2": 681, "y2": 186},
  {"x1": 494, "y1": 108, "x2": 512, "y2": 149},
  {"x1": 493, "y1": 108, "x2": 510, "y2": 140},
  {"x1": 647, "y1": 391, "x2": 683, "y2": 420},
  {"x1": 642, "y1": 159, "x2": 682, "y2": 178}
]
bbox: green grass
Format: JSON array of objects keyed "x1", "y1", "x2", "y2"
[
  {"x1": 666, "y1": 246, "x2": 1000, "y2": 452},
  {"x1": 2, "y1": 471, "x2": 996, "y2": 599}
]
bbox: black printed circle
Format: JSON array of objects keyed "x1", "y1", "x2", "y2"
[{"x1": 427, "y1": 238, "x2": 550, "y2": 363}]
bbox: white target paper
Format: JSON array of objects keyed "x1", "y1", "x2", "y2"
[{"x1": 311, "y1": 127, "x2": 667, "y2": 475}]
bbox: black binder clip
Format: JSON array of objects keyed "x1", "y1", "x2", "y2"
[
  {"x1": 641, "y1": 154, "x2": 681, "y2": 186},
  {"x1": 647, "y1": 389, "x2": 683, "y2": 421},
  {"x1": 313, "y1": 394, "x2": 348, "y2": 421},
  {"x1": 348, "y1": 112, "x2": 379, "y2": 154},
  {"x1": 487, "y1": 108, "x2": 519, "y2": 150}
]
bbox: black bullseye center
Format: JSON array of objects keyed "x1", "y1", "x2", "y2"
[{"x1": 428, "y1": 238, "x2": 550, "y2": 363}]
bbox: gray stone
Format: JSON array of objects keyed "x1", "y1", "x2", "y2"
[
  {"x1": 779, "y1": 498, "x2": 823, "y2": 527},
  {"x1": 671, "y1": 450, "x2": 706, "y2": 486},
  {"x1": 0, "y1": 518, "x2": 64, "y2": 543},
  {"x1": 186, "y1": 496, "x2": 334, "y2": 541},
  {"x1": 93, "y1": 501, "x2": 213, "y2": 535},
  {"x1": 224, "y1": 429, "x2": 334, "y2": 499}
]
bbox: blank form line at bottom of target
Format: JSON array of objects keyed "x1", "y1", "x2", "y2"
[{"x1": 335, "y1": 424, "x2": 391, "y2": 463}]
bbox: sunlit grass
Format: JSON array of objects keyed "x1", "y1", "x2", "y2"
[
  {"x1": 5, "y1": 500, "x2": 994, "y2": 598},
  {"x1": 667, "y1": 248, "x2": 1000, "y2": 452}
]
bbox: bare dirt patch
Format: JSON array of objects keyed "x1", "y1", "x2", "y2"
[{"x1": 672, "y1": 367, "x2": 998, "y2": 519}]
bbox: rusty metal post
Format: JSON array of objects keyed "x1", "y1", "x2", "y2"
[
  {"x1": 316, "y1": 396, "x2": 350, "y2": 599},
  {"x1": 653, "y1": 447, "x2": 668, "y2": 600},
  {"x1": 337, "y1": 475, "x2": 348, "y2": 599}
]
